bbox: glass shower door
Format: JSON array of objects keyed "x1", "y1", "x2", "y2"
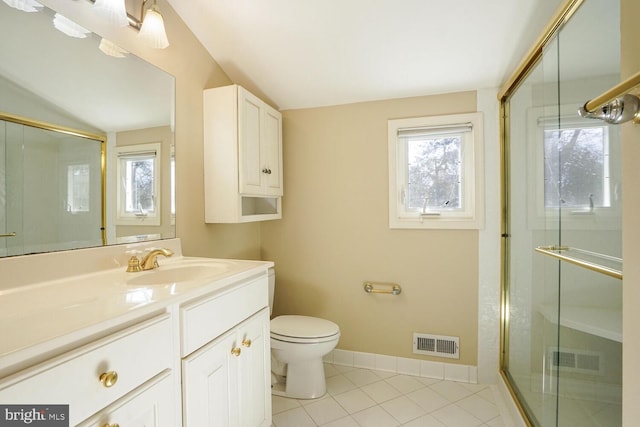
[
  {"x1": 553, "y1": 0, "x2": 622, "y2": 424},
  {"x1": 503, "y1": 0, "x2": 622, "y2": 425},
  {"x1": 504, "y1": 33, "x2": 562, "y2": 426}
]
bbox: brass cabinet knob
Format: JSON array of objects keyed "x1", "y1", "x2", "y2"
[
  {"x1": 242, "y1": 339, "x2": 252, "y2": 348},
  {"x1": 231, "y1": 347, "x2": 241, "y2": 357},
  {"x1": 99, "y1": 371, "x2": 119, "y2": 388},
  {"x1": 103, "y1": 424, "x2": 120, "y2": 427}
]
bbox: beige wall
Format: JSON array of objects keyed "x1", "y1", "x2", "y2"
[
  {"x1": 261, "y1": 92, "x2": 480, "y2": 365},
  {"x1": 621, "y1": 0, "x2": 640, "y2": 424},
  {"x1": 40, "y1": 0, "x2": 263, "y2": 260}
]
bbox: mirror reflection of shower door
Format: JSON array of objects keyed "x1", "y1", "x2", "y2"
[
  {"x1": 0, "y1": 120, "x2": 7, "y2": 256},
  {"x1": 0, "y1": 118, "x2": 103, "y2": 257}
]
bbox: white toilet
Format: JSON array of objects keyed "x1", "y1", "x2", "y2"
[{"x1": 268, "y1": 268, "x2": 340, "y2": 399}]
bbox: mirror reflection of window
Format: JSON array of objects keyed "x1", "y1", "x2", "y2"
[
  {"x1": 67, "y1": 164, "x2": 90, "y2": 213},
  {"x1": 115, "y1": 143, "x2": 161, "y2": 225}
]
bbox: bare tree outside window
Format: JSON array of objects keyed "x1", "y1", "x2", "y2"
[
  {"x1": 543, "y1": 127, "x2": 609, "y2": 209},
  {"x1": 406, "y1": 136, "x2": 462, "y2": 211},
  {"x1": 124, "y1": 157, "x2": 155, "y2": 215}
]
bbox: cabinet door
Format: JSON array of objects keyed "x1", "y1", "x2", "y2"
[
  {"x1": 182, "y1": 331, "x2": 239, "y2": 427},
  {"x1": 239, "y1": 88, "x2": 264, "y2": 195},
  {"x1": 261, "y1": 107, "x2": 283, "y2": 196},
  {"x1": 78, "y1": 371, "x2": 176, "y2": 427},
  {"x1": 237, "y1": 309, "x2": 272, "y2": 427}
]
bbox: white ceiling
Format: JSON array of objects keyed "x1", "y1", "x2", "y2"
[{"x1": 168, "y1": 0, "x2": 564, "y2": 110}]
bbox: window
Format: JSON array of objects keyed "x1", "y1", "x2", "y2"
[
  {"x1": 115, "y1": 143, "x2": 161, "y2": 225},
  {"x1": 388, "y1": 112, "x2": 484, "y2": 229},
  {"x1": 543, "y1": 125, "x2": 610, "y2": 211},
  {"x1": 67, "y1": 164, "x2": 90, "y2": 213}
]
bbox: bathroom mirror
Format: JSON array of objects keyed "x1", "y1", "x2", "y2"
[{"x1": 0, "y1": 1, "x2": 175, "y2": 257}]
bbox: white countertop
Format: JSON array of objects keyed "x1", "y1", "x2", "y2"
[{"x1": 0, "y1": 255, "x2": 272, "y2": 376}]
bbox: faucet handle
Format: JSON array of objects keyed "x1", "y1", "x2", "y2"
[
  {"x1": 125, "y1": 249, "x2": 142, "y2": 273},
  {"x1": 126, "y1": 255, "x2": 142, "y2": 272}
]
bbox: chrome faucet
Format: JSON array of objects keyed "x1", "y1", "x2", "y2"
[{"x1": 139, "y1": 248, "x2": 174, "y2": 271}]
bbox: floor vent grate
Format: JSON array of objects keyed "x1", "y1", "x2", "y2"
[{"x1": 413, "y1": 333, "x2": 459, "y2": 359}]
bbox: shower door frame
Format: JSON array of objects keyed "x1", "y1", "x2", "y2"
[
  {"x1": 0, "y1": 111, "x2": 107, "y2": 252},
  {"x1": 498, "y1": 0, "x2": 587, "y2": 425}
]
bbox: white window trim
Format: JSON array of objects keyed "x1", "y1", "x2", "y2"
[
  {"x1": 388, "y1": 112, "x2": 484, "y2": 230},
  {"x1": 114, "y1": 142, "x2": 161, "y2": 226}
]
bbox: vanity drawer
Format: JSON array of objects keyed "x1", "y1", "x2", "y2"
[
  {"x1": 0, "y1": 314, "x2": 173, "y2": 425},
  {"x1": 181, "y1": 273, "x2": 268, "y2": 357}
]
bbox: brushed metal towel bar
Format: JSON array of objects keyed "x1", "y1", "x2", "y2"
[
  {"x1": 534, "y1": 246, "x2": 622, "y2": 280},
  {"x1": 0, "y1": 232, "x2": 16, "y2": 238},
  {"x1": 363, "y1": 282, "x2": 402, "y2": 295}
]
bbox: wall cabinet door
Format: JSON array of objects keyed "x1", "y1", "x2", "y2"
[
  {"x1": 238, "y1": 87, "x2": 283, "y2": 197},
  {"x1": 182, "y1": 308, "x2": 271, "y2": 427},
  {"x1": 261, "y1": 107, "x2": 283, "y2": 196}
]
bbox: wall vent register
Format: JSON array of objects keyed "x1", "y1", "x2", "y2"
[{"x1": 413, "y1": 333, "x2": 459, "y2": 359}]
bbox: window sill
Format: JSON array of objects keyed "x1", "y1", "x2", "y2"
[{"x1": 389, "y1": 215, "x2": 484, "y2": 230}]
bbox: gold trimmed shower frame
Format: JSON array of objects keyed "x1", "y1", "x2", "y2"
[{"x1": 0, "y1": 111, "x2": 107, "y2": 246}]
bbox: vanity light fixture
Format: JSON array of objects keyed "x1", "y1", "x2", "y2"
[
  {"x1": 93, "y1": 0, "x2": 129, "y2": 27},
  {"x1": 137, "y1": 0, "x2": 169, "y2": 49},
  {"x1": 1, "y1": 0, "x2": 43, "y2": 12}
]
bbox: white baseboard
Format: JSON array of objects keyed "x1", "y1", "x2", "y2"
[{"x1": 324, "y1": 349, "x2": 478, "y2": 384}]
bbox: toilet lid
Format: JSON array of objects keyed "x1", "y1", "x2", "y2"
[{"x1": 271, "y1": 315, "x2": 339, "y2": 339}]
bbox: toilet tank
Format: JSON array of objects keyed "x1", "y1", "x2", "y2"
[{"x1": 268, "y1": 267, "x2": 275, "y2": 315}]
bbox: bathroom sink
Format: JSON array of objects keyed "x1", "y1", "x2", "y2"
[{"x1": 126, "y1": 263, "x2": 230, "y2": 286}]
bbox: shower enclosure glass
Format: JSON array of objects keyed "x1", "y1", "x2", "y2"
[
  {"x1": 0, "y1": 118, "x2": 104, "y2": 256},
  {"x1": 502, "y1": 0, "x2": 622, "y2": 425}
]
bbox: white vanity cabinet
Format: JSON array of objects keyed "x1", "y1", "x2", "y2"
[
  {"x1": 77, "y1": 371, "x2": 175, "y2": 427},
  {"x1": 203, "y1": 84, "x2": 283, "y2": 223},
  {"x1": 181, "y1": 273, "x2": 271, "y2": 427},
  {"x1": 182, "y1": 309, "x2": 270, "y2": 427},
  {"x1": 0, "y1": 244, "x2": 273, "y2": 427},
  {"x1": 0, "y1": 314, "x2": 175, "y2": 426}
]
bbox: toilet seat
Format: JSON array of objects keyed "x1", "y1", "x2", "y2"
[{"x1": 271, "y1": 315, "x2": 340, "y2": 343}]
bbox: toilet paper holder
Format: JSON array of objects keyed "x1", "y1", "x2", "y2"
[{"x1": 363, "y1": 281, "x2": 402, "y2": 295}]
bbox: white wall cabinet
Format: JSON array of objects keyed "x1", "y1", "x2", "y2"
[
  {"x1": 182, "y1": 309, "x2": 271, "y2": 427},
  {"x1": 204, "y1": 84, "x2": 283, "y2": 223}
]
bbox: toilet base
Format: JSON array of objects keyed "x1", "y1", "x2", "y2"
[{"x1": 271, "y1": 358, "x2": 326, "y2": 399}]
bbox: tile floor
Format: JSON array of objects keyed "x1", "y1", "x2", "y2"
[{"x1": 271, "y1": 364, "x2": 508, "y2": 427}]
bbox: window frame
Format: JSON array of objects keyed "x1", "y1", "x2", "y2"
[
  {"x1": 388, "y1": 112, "x2": 484, "y2": 230},
  {"x1": 114, "y1": 142, "x2": 161, "y2": 226}
]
